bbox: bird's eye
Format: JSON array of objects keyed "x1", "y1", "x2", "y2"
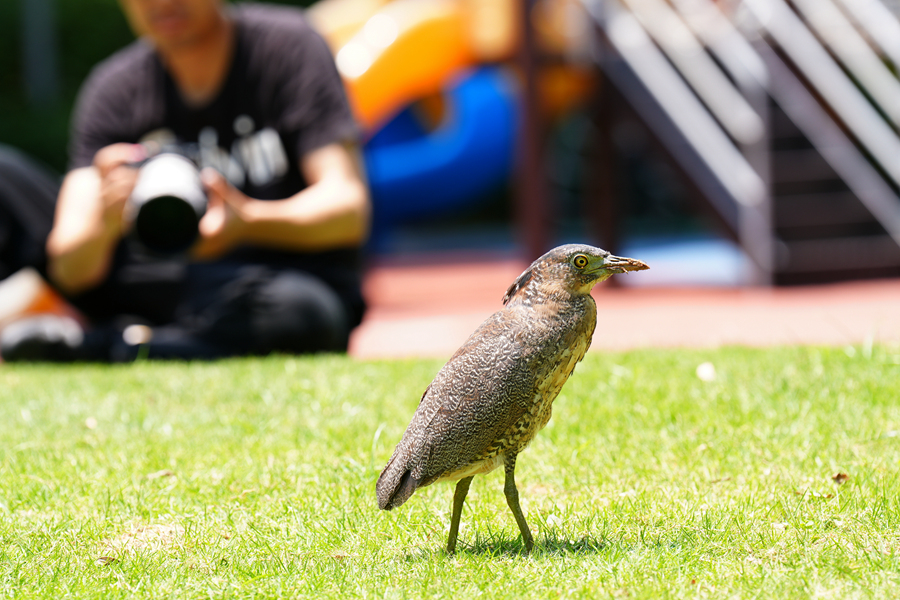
[{"x1": 572, "y1": 254, "x2": 589, "y2": 269}]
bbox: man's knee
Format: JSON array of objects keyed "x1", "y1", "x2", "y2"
[{"x1": 253, "y1": 271, "x2": 350, "y2": 353}]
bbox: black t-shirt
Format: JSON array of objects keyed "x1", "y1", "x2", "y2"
[
  {"x1": 70, "y1": 3, "x2": 358, "y2": 185},
  {"x1": 67, "y1": 3, "x2": 365, "y2": 325}
]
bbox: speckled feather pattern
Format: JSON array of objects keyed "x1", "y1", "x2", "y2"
[{"x1": 376, "y1": 244, "x2": 641, "y2": 511}]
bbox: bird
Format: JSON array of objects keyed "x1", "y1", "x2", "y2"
[{"x1": 375, "y1": 243, "x2": 649, "y2": 553}]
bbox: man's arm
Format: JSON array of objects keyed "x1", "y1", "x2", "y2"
[
  {"x1": 192, "y1": 141, "x2": 370, "y2": 260},
  {"x1": 46, "y1": 144, "x2": 144, "y2": 294}
]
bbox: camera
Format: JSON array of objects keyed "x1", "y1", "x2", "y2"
[{"x1": 127, "y1": 150, "x2": 207, "y2": 255}]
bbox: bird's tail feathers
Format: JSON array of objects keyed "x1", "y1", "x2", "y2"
[{"x1": 376, "y1": 453, "x2": 419, "y2": 510}]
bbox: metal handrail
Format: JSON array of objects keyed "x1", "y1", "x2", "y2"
[
  {"x1": 585, "y1": 0, "x2": 773, "y2": 281},
  {"x1": 585, "y1": 0, "x2": 900, "y2": 276},
  {"x1": 792, "y1": 0, "x2": 900, "y2": 128},
  {"x1": 834, "y1": 0, "x2": 900, "y2": 70},
  {"x1": 669, "y1": 0, "x2": 774, "y2": 279},
  {"x1": 678, "y1": 0, "x2": 900, "y2": 248},
  {"x1": 741, "y1": 0, "x2": 900, "y2": 189},
  {"x1": 757, "y1": 43, "x2": 900, "y2": 249},
  {"x1": 670, "y1": 0, "x2": 768, "y2": 89},
  {"x1": 620, "y1": 0, "x2": 764, "y2": 145},
  {"x1": 586, "y1": 0, "x2": 765, "y2": 209}
]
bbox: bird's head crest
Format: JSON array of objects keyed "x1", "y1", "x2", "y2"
[{"x1": 503, "y1": 244, "x2": 648, "y2": 304}]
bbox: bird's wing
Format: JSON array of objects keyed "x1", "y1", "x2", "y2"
[{"x1": 400, "y1": 307, "x2": 550, "y2": 483}]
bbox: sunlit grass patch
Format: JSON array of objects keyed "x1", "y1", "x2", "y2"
[{"x1": 1, "y1": 345, "x2": 899, "y2": 598}]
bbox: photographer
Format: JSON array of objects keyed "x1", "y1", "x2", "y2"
[{"x1": 1, "y1": 0, "x2": 370, "y2": 361}]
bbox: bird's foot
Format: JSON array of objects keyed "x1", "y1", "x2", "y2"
[{"x1": 522, "y1": 532, "x2": 534, "y2": 554}]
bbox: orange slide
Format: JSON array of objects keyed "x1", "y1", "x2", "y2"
[{"x1": 308, "y1": 0, "x2": 517, "y2": 130}]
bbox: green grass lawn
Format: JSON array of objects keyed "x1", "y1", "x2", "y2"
[{"x1": 2, "y1": 345, "x2": 900, "y2": 598}]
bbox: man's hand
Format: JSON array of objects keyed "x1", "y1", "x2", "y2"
[
  {"x1": 92, "y1": 143, "x2": 146, "y2": 237},
  {"x1": 191, "y1": 168, "x2": 250, "y2": 261},
  {"x1": 192, "y1": 143, "x2": 369, "y2": 257},
  {"x1": 47, "y1": 143, "x2": 149, "y2": 294}
]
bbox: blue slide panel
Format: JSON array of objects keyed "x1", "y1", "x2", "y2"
[{"x1": 364, "y1": 67, "x2": 519, "y2": 232}]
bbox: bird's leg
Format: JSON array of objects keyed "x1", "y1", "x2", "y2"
[
  {"x1": 447, "y1": 476, "x2": 474, "y2": 554},
  {"x1": 504, "y1": 453, "x2": 534, "y2": 553}
]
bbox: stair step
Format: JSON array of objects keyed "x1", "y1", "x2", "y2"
[
  {"x1": 775, "y1": 191, "x2": 874, "y2": 228},
  {"x1": 770, "y1": 106, "x2": 803, "y2": 138},
  {"x1": 771, "y1": 149, "x2": 839, "y2": 184},
  {"x1": 776, "y1": 221, "x2": 886, "y2": 241},
  {"x1": 778, "y1": 235, "x2": 900, "y2": 273},
  {"x1": 769, "y1": 107, "x2": 816, "y2": 151}
]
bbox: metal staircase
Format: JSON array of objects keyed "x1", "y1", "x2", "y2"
[{"x1": 584, "y1": 0, "x2": 900, "y2": 284}]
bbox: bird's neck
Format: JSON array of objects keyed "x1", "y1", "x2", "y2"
[
  {"x1": 507, "y1": 286, "x2": 597, "y2": 353},
  {"x1": 510, "y1": 279, "x2": 595, "y2": 314}
]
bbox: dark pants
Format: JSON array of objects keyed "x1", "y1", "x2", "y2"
[
  {"x1": 0, "y1": 145, "x2": 358, "y2": 359},
  {"x1": 0, "y1": 145, "x2": 58, "y2": 281},
  {"x1": 119, "y1": 263, "x2": 352, "y2": 359}
]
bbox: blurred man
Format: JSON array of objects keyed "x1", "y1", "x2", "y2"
[{"x1": 1, "y1": 0, "x2": 370, "y2": 361}]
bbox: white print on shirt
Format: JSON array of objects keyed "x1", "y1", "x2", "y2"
[
  {"x1": 232, "y1": 120, "x2": 289, "y2": 187},
  {"x1": 141, "y1": 115, "x2": 289, "y2": 189},
  {"x1": 198, "y1": 127, "x2": 245, "y2": 186}
]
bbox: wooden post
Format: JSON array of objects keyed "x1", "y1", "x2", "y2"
[
  {"x1": 515, "y1": 0, "x2": 550, "y2": 260},
  {"x1": 593, "y1": 76, "x2": 620, "y2": 255}
]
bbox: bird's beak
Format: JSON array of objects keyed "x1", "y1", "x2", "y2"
[{"x1": 599, "y1": 254, "x2": 649, "y2": 274}]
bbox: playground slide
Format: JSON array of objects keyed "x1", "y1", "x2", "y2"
[
  {"x1": 305, "y1": 0, "x2": 390, "y2": 53},
  {"x1": 312, "y1": 0, "x2": 585, "y2": 131},
  {"x1": 364, "y1": 68, "x2": 518, "y2": 229},
  {"x1": 331, "y1": 0, "x2": 477, "y2": 130},
  {"x1": 309, "y1": 0, "x2": 521, "y2": 239}
]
